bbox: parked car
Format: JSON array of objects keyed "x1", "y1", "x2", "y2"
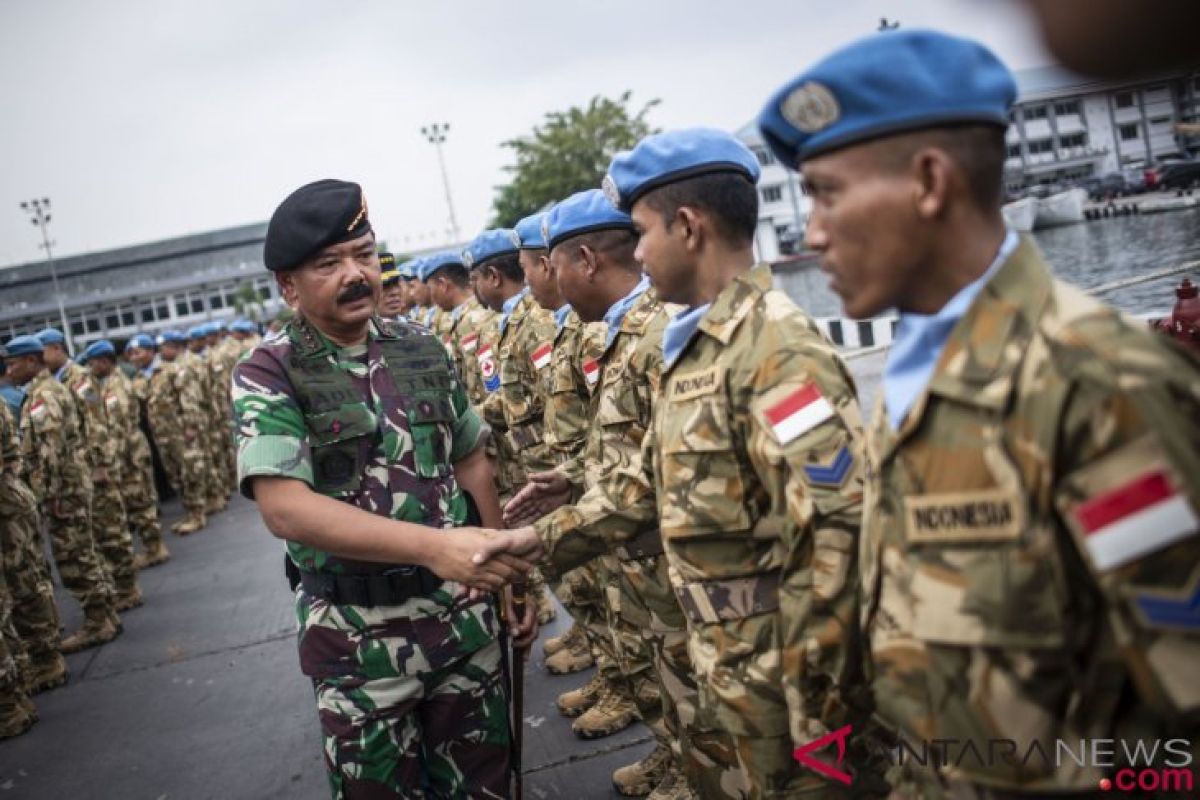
[
  {"x1": 1080, "y1": 172, "x2": 1130, "y2": 200},
  {"x1": 1158, "y1": 160, "x2": 1200, "y2": 190}
]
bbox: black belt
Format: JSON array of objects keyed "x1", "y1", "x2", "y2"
[
  {"x1": 614, "y1": 528, "x2": 666, "y2": 561},
  {"x1": 287, "y1": 557, "x2": 443, "y2": 608}
]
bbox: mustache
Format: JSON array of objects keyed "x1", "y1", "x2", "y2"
[{"x1": 336, "y1": 282, "x2": 374, "y2": 305}]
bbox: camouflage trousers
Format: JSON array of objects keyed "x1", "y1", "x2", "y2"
[
  {"x1": 205, "y1": 423, "x2": 230, "y2": 502},
  {"x1": 599, "y1": 554, "x2": 664, "y2": 742},
  {"x1": 178, "y1": 437, "x2": 210, "y2": 514},
  {"x1": 45, "y1": 501, "x2": 114, "y2": 612},
  {"x1": 91, "y1": 481, "x2": 136, "y2": 593},
  {"x1": 122, "y1": 438, "x2": 163, "y2": 550},
  {"x1": 150, "y1": 427, "x2": 181, "y2": 491},
  {"x1": 0, "y1": 573, "x2": 21, "y2": 702},
  {"x1": 0, "y1": 488, "x2": 61, "y2": 675},
  {"x1": 296, "y1": 585, "x2": 512, "y2": 799}
]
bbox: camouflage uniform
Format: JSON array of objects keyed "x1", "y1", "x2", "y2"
[
  {"x1": 233, "y1": 315, "x2": 511, "y2": 799},
  {"x1": 103, "y1": 370, "x2": 165, "y2": 556},
  {"x1": 19, "y1": 369, "x2": 116, "y2": 627},
  {"x1": 443, "y1": 297, "x2": 493, "y2": 403},
  {"x1": 210, "y1": 337, "x2": 241, "y2": 494},
  {"x1": 193, "y1": 348, "x2": 229, "y2": 508},
  {"x1": 0, "y1": 541, "x2": 35, "y2": 737},
  {"x1": 142, "y1": 360, "x2": 182, "y2": 491},
  {"x1": 60, "y1": 361, "x2": 138, "y2": 601},
  {"x1": 541, "y1": 266, "x2": 880, "y2": 797},
  {"x1": 862, "y1": 240, "x2": 1200, "y2": 797},
  {"x1": 171, "y1": 351, "x2": 216, "y2": 527},
  {"x1": 0, "y1": 402, "x2": 61, "y2": 686}
]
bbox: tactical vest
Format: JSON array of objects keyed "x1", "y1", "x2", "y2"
[{"x1": 281, "y1": 316, "x2": 457, "y2": 496}]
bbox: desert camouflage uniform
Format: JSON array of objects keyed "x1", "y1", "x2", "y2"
[
  {"x1": 193, "y1": 348, "x2": 229, "y2": 506},
  {"x1": 540, "y1": 266, "x2": 883, "y2": 797},
  {"x1": 174, "y1": 351, "x2": 218, "y2": 516},
  {"x1": 19, "y1": 370, "x2": 115, "y2": 614},
  {"x1": 233, "y1": 315, "x2": 510, "y2": 799},
  {"x1": 448, "y1": 297, "x2": 495, "y2": 410},
  {"x1": 862, "y1": 240, "x2": 1200, "y2": 797},
  {"x1": 103, "y1": 370, "x2": 163, "y2": 553},
  {"x1": 60, "y1": 362, "x2": 137, "y2": 597},
  {"x1": 210, "y1": 337, "x2": 240, "y2": 493},
  {"x1": 142, "y1": 361, "x2": 182, "y2": 491},
  {"x1": 0, "y1": 402, "x2": 60, "y2": 681}
]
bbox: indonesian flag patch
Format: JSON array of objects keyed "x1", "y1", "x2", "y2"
[
  {"x1": 461, "y1": 333, "x2": 479, "y2": 353},
  {"x1": 583, "y1": 358, "x2": 600, "y2": 386},
  {"x1": 1074, "y1": 470, "x2": 1198, "y2": 571},
  {"x1": 29, "y1": 398, "x2": 47, "y2": 421},
  {"x1": 531, "y1": 342, "x2": 552, "y2": 371},
  {"x1": 764, "y1": 383, "x2": 834, "y2": 445}
]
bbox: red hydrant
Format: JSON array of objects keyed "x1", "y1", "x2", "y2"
[{"x1": 1152, "y1": 278, "x2": 1200, "y2": 352}]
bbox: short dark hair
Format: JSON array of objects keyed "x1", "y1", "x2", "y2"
[
  {"x1": 559, "y1": 228, "x2": 639, "y2": 271},
  {"x1": 430, "y1": 263, "x2": 470, "y2": 287},
  {"x1": 478, "y1": 253, "x2": 524, "y2": 283},
  {"x1": 641, "y1": 172, "x2": 759, "y2": 244},
  {"x1": 884, "y1": 124, "x2": 1007, "y2": 210}
]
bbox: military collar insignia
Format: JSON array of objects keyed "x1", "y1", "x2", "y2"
[
  {"x1": 601, "y1": 174, "x2": 621, "y2": 208},
  {"x1": 781, "y1": 81, "x2": 840, "y2": 133}
]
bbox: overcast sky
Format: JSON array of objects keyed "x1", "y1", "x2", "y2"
[{"x1": 0, "y1": 0, "x2": 1052, "y2": 267}]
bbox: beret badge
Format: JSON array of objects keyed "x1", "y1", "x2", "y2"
[
  {"x1": 601, "y1": 174, "x2": 621, "y2": 208},
  {"x1": 462, "y1": 250, "x2": 474, "y2": 268},
  {"x1": 509, "y1": 229, "x2": 522, "y2": 248},
  {"x1": 781, "y1": 81, "x2": 840, "y2": 134}
]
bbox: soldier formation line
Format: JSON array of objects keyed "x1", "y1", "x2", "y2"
[{"x1": 4, "y1": 25, "x2": 1200, "y2": 800}]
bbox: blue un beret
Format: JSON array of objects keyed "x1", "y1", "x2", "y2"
[
  {"x1": 230, "y1": 320, "x2": 256, "y2": 334},
  {"x1": 757, "y1": 29, "x2": 1016, "y2": 167},
  {"x1": 514, "y1": 212, "x2": 548, "y2": 250},
  {"x1": 603, "y1": 128, "x2": 761, "y2": 212},
  {"x1": 419, "y1": 251, "x2": 465, "y2": 282},
  {"x1": 35, "y1": 328, "x2": 66, "y2": 346},
  {"x1": 462, "y1": 230, "x2": 519, "y2": 269},
  {"x1": 126, "y1": 334, "x2": 156, "y2": 351},
  {"x1": 263, "y1": 179, "x2": 373, "y2": 272},
  {"x1": 5, "y1": 335, "x2": 44, "y2": 357},
  {"x1": 399, "y1": 258, "x2": 421, "y2": 281},
  {"x1": 159, "y1": 330, "x2": 187, "y2": 345},
  {"x1": 187, "y1": 326, "x2": 208, "y2": 340},
  {"x1": 543, "y1": 189, "x2": 635, "y2": 251},
  {"x1": 81, "y1": 340, "x2": 116, "y2": 362}
]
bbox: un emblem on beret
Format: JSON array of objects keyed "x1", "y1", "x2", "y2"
[
  {"x1": 540, "y1": 217, "x2": 551, "y2": 243},
  {"x1": 462, "y1": 250, "x2": 474, "y2": 268},
  {"x1": 601, "y1": 174, "x2": 621, "y2": 208},
  {"x1": 781, "y1": 82, "x2": 840, "y2": 133},
  {"x1": 509, "y1": 229, "x2": 522, "y2": 248}
]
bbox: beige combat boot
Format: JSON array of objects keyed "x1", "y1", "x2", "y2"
[
  {"x1": 544, "y1": 622, "x2": 584, "y2": 658},
  {"x1": 646, "y1": 765, "x2": 699, "y2": 800},
  {"x1": 133, "y1": 540, "x2": 171, "y2": 569},
  {"x1": 613, "y1": 742, "x2": 672, "y2": 797},
  {"x1": 0, "y1": 691, "x2": 37, "y2": 740},
  {"x1": 114, "y1": 583, "x2": 145, "y2": 612},
  {"x1": 60, "y1": 605, "x2": 121, "y2": 653},
  {"x1": 26, "y1": 653, "x2": 69, "y2": 694},
  {"x1": 172, "y1": 510, "x2": 206, "y2": 536},
  {"x1": 556, "y1": 671, "x2": 606, "y2": 718},
  {"x1": 545, "y1": 630, "x2": 595, "y2": 675},
  {"x1": 535, "y1": 587, "x2": 557, "y2": 624},
  {"x1": 572, "y1": 682, "x2": 638, "y2": 739}
]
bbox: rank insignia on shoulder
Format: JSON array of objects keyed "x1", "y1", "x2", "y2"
[
  {"x1": 1073, "y1": 470, "x2": 1197, "y2": 571},
  {"x1": 764, "y1": 383, "x2": 833, "y2": 444},
  {"x1": 803, "y1": 444, "x2": 853, "y2": 487},
  {"x1": 531, "y1": 342, "x2": 552, "y2": 371},
  {"x1": 1131, "y1": 566, "x2": 1200, "y2": 630}
]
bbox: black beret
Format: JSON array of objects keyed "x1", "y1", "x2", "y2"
[{"x1": 263, "y1": 179, "x2": 374, "y2": 272}]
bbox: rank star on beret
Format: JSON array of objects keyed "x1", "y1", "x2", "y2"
[
  {"x1": 462, "y1": 230, "x2": 519, "y2": 269},
  {"x1": 544, "y1": 189, "x2": 635, "y2": 251},
  {"x1": 603, "y1": 128, "x2": 761, "y2": 212},
  {"x1": 81, "y1": 340, "x2": 116, "y2": 362},
  {"x1": 514, "y1": 212, "x2": 548, "y2": 250},
  {"x1": 757, "y1": 28, "x2": 1017, "y2": 166},
  {"x1": 264, "y1": 179, "x2": 373, "y2": 272},
  {"x1": 5, "y1": 335, "x2": 44, "y2": 357},
  {"x1": 419, "y1": 251, "x2": 465, "y2": 282}
]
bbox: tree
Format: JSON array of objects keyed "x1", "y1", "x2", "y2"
[
  {"x1": 232, "y1": 282, "x2": 266, "y2": 322},
  {"x1": 491, "y1": 91, "x2": 660, "y2": 227}
]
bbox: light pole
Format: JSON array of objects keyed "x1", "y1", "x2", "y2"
[
  {"x1": 420, "y1": 122, "x2": 461, "y2": 243},
  {"x1": 19, "y1": 197, "x2": 73, "y2": 350}
]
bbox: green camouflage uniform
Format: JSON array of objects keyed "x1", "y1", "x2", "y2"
[
  {"x1": 862, "y1": 240, "x2": 1200, "y2": 797},
  {"x1": 103, "y1": 370, "x2": 163, "y2": 553},
  {"x1": 0, "y1": 402, "x2": 60, "y2": 680},
  {"x1": 539, "y1": 266, "x2": 880, "y2": 797},
  {"x1": 233, "y1": 315, "x2": 510, "y2": 799},
  {"x1": 59, "y1": 362, "x2": 137, "y2": 596},
  {"x1": 19, "y1": 369, "x2": 115, "y2": 614}
]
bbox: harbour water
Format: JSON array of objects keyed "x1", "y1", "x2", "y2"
[{"x1": 775, "y1": 207, "x2": 1200, "y2": 318}]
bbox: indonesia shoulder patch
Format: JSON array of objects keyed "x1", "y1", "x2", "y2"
[{"x1": 764, "y1": 383, "x2": 834, "y2": 444}]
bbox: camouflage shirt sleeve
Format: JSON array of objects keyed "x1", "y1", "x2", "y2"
[
  {"x1": 446, "y1": 351, "x2": 487, "y2": 463},
  {"x1": 232, "y1": 347, "x2": 313, "y2": 498}
]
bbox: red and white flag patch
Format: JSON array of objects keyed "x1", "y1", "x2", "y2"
[
  {"x1": 1074, "y1": 470, "x2": 1197, "y2": 571},
  {"x1": 461, "y1": 333, "x2": 479, "y2": 353},
  {"x1": 531, "y1": 343, "x2": 552, "y2": 371},
  {"x1": 583, "y1": 358, "x2": 600, "y2": 386},
  {"x1": 764, "y1": 383, "x2": 834, "y2": 444},
  {"x1": 29, "y1": 398, "x2": 47, "y2": 421}
]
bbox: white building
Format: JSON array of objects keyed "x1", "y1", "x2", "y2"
[{"x1": 736, "y1": 67, "x2": 1200, "y2": 259}]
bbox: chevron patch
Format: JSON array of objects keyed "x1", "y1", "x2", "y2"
[
  {"x1": 1133, "y1": 567, "x2": 1200, "y2": 630},
  {"x1": 803, "y1": 445, "x2": 853, "y2": 488}
]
